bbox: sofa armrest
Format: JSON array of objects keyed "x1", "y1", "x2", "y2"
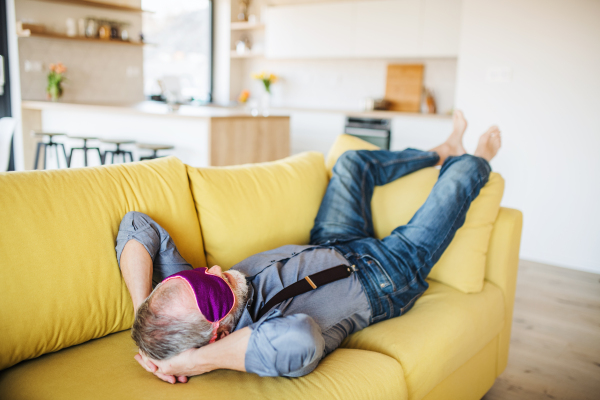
[{"x1": 484, "y1": 207, "x2": 523, "y2": 375}]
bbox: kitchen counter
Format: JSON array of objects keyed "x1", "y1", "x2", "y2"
[
  {"x1": 20, "y1": 101, "x2": 290, "y2": 169},
  {"x1": 21, "y1": 100, "x2": 290, "y2": 119},
  {"x1": 272, "y1": 107, "x2": 452, "y2": 120},
  {"x1": 21, "y1": 101, "x2": 451, "y2": 121}
]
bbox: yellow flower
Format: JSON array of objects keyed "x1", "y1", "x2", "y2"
[
  {"x1": 252, "y1": 71, "x2": 267, "y2": 80},
  {"x1": 269, "y1": 74, "x2": 277, "y2": 83}
]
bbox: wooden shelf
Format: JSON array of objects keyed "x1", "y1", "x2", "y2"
[
  {"x1": 18, "y1": 32, "x2": 147, "y2": 46},
  {"x1": 32, "y1": 0, "x2": 148, "y2": 13},
  {"x1": 230, "y1": 50, "x2": 264, "y2": 58},
  {"x1": 230, "y1": 21, "x2": 265, "y2": 31}
]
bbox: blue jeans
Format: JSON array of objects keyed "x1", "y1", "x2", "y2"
[{"x1": 310, "y1": 149, "x2": 491, "y2": 323}]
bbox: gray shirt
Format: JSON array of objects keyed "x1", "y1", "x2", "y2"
[
  {"x1": 231, "y1": 245, "x2": 371, "y2": 377},
  {"x1": 115, "y1": 212, "x2": 371, "y2": 378}
]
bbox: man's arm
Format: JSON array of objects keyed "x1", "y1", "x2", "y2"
[
  {"x1": 148, "y1": 313, "x2": 325, "y2": 381},
  {"x1": 115, "y1": 211, "x2": 194, "y2": 310},
  {"x1": 120, "y1": 240, "x2": 153, "y2": 311},
  {"x1": 245, "y1": 313, "x2": 325, "y2": 377},
  {"x1": 147, "y1": 326, "x2": 252, "y2": 380}
]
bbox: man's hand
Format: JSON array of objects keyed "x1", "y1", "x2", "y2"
[
  {"x1": 152, "y1": 348, "x2": 213, "y2": 378},
  {"x1": 134, "y1": 327, "x2": 252, "y2": 384},
  {"x1": 135, "y1": 350, "x2": 189, "y2": 384}
]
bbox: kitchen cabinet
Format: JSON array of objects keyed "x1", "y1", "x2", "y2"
[
  {"x1": 419, "y1": 0, "x2": 462, "y2": 57},
  {"x1": 355, "y1": 0, "x2": 421, "y2": 57},
  {"x1": 390, "y1": 116, "x2": 452, "y2": 151},
  {"x1": 289, "y1": 111, "x2": 346, "y2": 155},
  {"x1": 265, "y1": 0, "x2": 462, "y2": 59},
  {"x1": 265, "y1": 2, "x2": 355, "y2": 59}
]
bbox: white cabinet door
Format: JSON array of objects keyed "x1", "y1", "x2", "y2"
[
  {"x1": 266, "y1": 0, "x2": 462, "y2": 59},
  {"x1": 390, "y1": 117, "x2": 452, "y2": 151},
  {"x1": 419, "y1": 0, "x2": 462, "y2": 57},
  {"x1": 290, "y1": 112, "x2": 346, "y2": 155},
  {"x1": 355, "y1": 0, "x2": 421, "y2": 57},
  {"x1": 266, "y1": 2, "x2": 356, "y2": 59}
]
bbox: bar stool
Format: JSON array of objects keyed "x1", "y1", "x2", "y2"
[
  {"x1": 32, "y1": 132, "x2": 69, "y2": 170},
  {"x1": 67, "y1": 136, "x2": 103, "y2": 167},
  {"x1": 137, "y1": 143, "x2": 174, "y2": 161},
  {"x1": 101, "y1": 139, "x2": 135, "y2": 164}
]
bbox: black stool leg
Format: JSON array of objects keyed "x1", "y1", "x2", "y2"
[
  {"x1": 34, "y1": 142, "x2": 43, "y2": 170},
  {"x1": 126, "y1": 151, "x2": 134, "y2": 162},
  {"x1": 68, "y1": 148, "x2": 75, "y2": 167},
  {"x1": 54, "y1": 144, "x2": 61, "y2": 168},
  {"x1": 44, "y1": 143, "x2": 49, "y2": 169},
  {"x1": 96, "y1": 148, "x2": 104, "y2": 165},
  {"x1": 60, "y1": 143, "x2": 68, "y2": 168},
  {"x1": 82, "y1": 139, "x2": 88, "y2": 166}
]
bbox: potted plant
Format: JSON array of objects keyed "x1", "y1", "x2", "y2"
[
  {"x1": 251, "y1": 72, "x2": 277, "y2": 115},
  {"x1": 47, "y1": 63, "x2": 67, "y2": 102}
]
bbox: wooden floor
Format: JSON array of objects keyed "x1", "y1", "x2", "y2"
[{"x1": 482, "y1": 260, "x2": 600, "y2": 400}]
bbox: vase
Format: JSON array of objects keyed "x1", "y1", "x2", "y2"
[
  {"x1": 261, "y1": 91, "x2": 271, "y2": 116},
  {"x1": 47, "y1": 85, "x2": 62, "y2": 102}
]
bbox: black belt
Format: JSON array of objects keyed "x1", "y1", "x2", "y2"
[{"x1": 256, "y1": 264, "x2": 356, "y2": 320}]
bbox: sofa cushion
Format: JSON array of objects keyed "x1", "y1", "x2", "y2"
[
  {"x1": 0, "y1": 157, "x2": 206, "y2": 370},
  {"x1": 0, "y1": 331, "x2": 407, "y2": 400},
  {"x1": 343, "y1": 280, "x2": 505, "y2": 400},
  {"x1": 187, "y1": 152, "x2": 329, "y2": 270},
  {"x1": 327, "y1": 134, "x2": 504, "y2": 293}
]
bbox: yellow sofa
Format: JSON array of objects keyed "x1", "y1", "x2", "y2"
[{"x1": 0, "y1": 135, "x2": 522, "y2": 400}]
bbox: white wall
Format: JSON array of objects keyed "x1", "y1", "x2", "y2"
[{"x1": 455, "y1": 0, "x2": 600, "y2": 273}]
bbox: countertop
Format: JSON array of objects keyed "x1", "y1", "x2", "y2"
[
  {"x1": 21, "y1": 101, "x2": 290, "y2": 119},
  {"x1": 273, "y1": 107, "x2": 452, "y2": 120},
  {"x1": 21, "y1": 100, "x2": 451, "y2": 121}
]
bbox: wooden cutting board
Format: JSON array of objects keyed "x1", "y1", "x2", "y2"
[{"x1": 385, "y1": 64, "x2": 424, "y2": 112}]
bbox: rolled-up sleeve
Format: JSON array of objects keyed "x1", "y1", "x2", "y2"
[
  {"x1": 244, "y1": 313, "x2": 325, "y2": 377},
  {"x1": 115, "y1": 211, "x2": 192, "y2": 285}
]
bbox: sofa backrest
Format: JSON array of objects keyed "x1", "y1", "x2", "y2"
[
  {"x1": 0, "y1": 157, "x2": 206, "y2": 370},
  {"x1": 186, "y1": 152, "x2": 329, "y2": 270}
]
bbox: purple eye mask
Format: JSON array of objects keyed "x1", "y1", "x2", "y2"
[{"x1": 162, "y1": 268, "x2": 235, "y2": 324}]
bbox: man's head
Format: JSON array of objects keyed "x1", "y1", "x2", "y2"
[{"x1": 132, "y1": 266, "x2": 248, "y2": 360}]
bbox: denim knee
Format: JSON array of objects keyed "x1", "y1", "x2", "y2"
[
  {"x1": 443, "y1": 154, "x2": 490, "y2": 178},
  {"x1": 333, "y1": 150, "x2": 370, "y2": 176}
]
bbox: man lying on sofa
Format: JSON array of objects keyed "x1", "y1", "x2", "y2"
[{"x1": 116, "y1": 111, "x2": 501, "y2": 384}]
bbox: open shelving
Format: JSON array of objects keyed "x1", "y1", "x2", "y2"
[
  {"x1": 18, "y1": 31, "x2": 147, "y2": 46},
  {"x1": 230, "y1": 50, "x2": 264, "y2": 58},
  {"x1": 230, "y1": 21, "x2": 265, "y2": 31},
  {"x1": 30, "y1": 0, "x2": 148, "y2": 13}
]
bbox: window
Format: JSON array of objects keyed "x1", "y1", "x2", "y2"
[{"x1": 142, "y1": 0, "x2": 212, "y2": 103}]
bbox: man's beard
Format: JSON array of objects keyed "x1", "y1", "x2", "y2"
[{"x1": 223, "y1": 269, "x2": 249, "y2": 326}]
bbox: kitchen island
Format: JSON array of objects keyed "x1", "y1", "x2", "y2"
[{"x1": 21, "y1": 101, "x2": 290, "y2": 169}]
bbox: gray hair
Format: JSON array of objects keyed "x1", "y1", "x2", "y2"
[{"x1": 131, "y1": 270, "x2": 248, "y2": 360}]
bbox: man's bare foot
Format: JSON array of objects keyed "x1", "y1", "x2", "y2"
[
  {"x1": 448, "y1": 110, "x2": 468, "y2": 155},
  {"x1": 474, "y1": 126, "x2": 502, "y2": 162},
  {"x1": 430, "y1": 110, "x2": 468, "y2": 164}
]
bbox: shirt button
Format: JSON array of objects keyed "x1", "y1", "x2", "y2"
[{"x1": 380, "y1": 283, "x2": 386, "y2": 288}]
